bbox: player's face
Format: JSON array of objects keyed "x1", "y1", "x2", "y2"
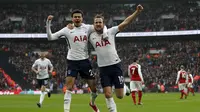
[
  {"x1": 72, "y1": 13, "x2": 83, "y2": 27},
  {"x1": 94, "y1": 18, "x2": 104, "y2": 33}
]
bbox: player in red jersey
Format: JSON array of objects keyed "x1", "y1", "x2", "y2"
[
  {"x1": 187, "y1": 70, "x2": 195, "y2": 96},
  {"x1": 175, "y1": 65, "x2": 188, "y2": 99},
  {"x1": 128, "y1": 58, "x2": 144, "y2": 105}
]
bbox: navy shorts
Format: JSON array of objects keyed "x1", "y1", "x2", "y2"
[
  {"x1": 100, "y1": 63, "x2": 124, "y2": 89},
  {"x1": 37, "y1": 78, "x2": 49, "y2": 88},
  {"x1": 65, "y1": 59, "x2": 95, "y2": 79}
]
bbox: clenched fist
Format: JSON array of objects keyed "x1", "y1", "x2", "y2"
[
  {"x1": 136, "y1": 4, "x2": 143, "y2": 12},
  {"x1": 47, "y1": 15, "x2": 54, "y2": 21}
]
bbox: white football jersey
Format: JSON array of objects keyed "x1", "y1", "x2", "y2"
[
  {"x1": 32, "y1": 58, "x2": 53, "y2": 79},
  {"x1": 89, "y1": 26, "x2": 121, "y2": 67},
  {"x1": 47, "y1": 22, "x2": 94, "y2": 60}
]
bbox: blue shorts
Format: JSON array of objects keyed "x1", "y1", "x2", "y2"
[
  {"x1": 65, "y1": 59, "x2": 95, "y2": 79},
  {"x1": 100, "y1": 63, "x2": 124, "y2": 89}
]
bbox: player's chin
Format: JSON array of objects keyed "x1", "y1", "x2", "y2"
[{"x1": 95, "y1": 28, "x2": 103, "y2": 32}]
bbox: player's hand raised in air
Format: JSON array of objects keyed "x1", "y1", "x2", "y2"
[
  {"x1": 136, "y1": 4, "x2": 143, "y2": 12},
  {"x1": 47, "y1": 15, "x2": 54, "y2": 21}
]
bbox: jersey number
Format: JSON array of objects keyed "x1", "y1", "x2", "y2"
[{"x1": 131, "y1": 68, "x2": 136, "y2": 75}]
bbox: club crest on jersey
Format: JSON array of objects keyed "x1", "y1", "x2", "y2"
[
  {"x1": 74, "y1": 35, "x2": 87, "y2": 42},
  {"x1": 96, "y1": 40, "x2": 111, "y2": 47}
]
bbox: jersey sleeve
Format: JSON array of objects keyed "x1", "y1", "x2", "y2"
[
  {"x1": 32, "y1": 60, "x2": 38, "y2": 68},
  {"x1": 108, "y1": 26, "x2": 119, "y2": 36},
  {"x1": 46, "y1": 20, "x2": 69, "y2": 40},
  {"x1": 176, "y1": 71, "x2": 180, "y2": 84},
  {"x1": 85, "y1": 24, "x2": 94, "y2": 34},
  {"x1": 138, "y1": 65, "x2": 144, "y2": 82},
  {"x1": 128, "y1": 65, "x2": 131, "y2": 77},
  {"x1": 48, "y1": 59, "x2": 53, "y2": 68},
  {"x1": 185, "y1": 73, "x2": 189, "y2": 83},
  {"x1": 190, "y1": 74, "x2": 194, "y2": 83}
]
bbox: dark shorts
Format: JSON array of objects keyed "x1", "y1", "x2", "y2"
[
  {"x1": 65, "y1": 59, "x2": 95, "y2": 79},
  {"x1": 100, "y1": 63, "x2": 124, "y2": 89},
  {"x1": 37, "y1": 78, "x2": 49, "y2": 88}
]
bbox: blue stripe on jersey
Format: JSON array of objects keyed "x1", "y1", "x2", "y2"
[{"x1": 58, "y1": 35, "x2": 71, "y2": 49}]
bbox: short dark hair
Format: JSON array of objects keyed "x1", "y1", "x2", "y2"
[
  {"x1": 133, "y1": 57, "x2": 138, "y2": 62},
  {"x1": 71, "y1": 9, "x2": 84, "y2": 17},
  {"x1": 94, "y1": 14, "x2": 104, "y2": 22}
]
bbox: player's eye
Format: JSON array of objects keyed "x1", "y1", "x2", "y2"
[
  {"x1": 95, "y1": 22, "x2": 102, "y2": 24},
  {"x1": 74, "y1": 16, "x2": 81, "y2": 18}
]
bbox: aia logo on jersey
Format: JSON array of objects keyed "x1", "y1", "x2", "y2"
[
  {"x1": 96, "y1": 40, "x2": 111, "y2": 48},
  {"x1": 74, "y1": 35, "x2": 87, "y2": 42}
]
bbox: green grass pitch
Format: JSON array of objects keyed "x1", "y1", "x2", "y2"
[{"x1": 0, "y1": 93, "x2": 199, "y2": 112}]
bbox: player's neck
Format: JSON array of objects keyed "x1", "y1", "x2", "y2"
[
  {"x1": 41, "y1": 58, "x2": 45, "y2": 60},
  {"x1": 132, "y1": 62, "x2": 137, "y2": 65},
  {"x1": 74, "y1": 23, "x2": 82, "y2": 27},
  {"x1": 95, "y1": 29, "x2": 103, "y2": 34}
]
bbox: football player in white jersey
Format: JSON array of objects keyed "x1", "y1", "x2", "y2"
[
  {"x1": 32, "y1": 52, "x2": 53, "y2": 108},
  {"x1": 89, "y1": 5, "x2": 143, "y2": 112},
  {"x1": 46, "y1": 9, "x2": 108, "y2": 112}
]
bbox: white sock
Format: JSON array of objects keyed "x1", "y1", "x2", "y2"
[
  {"x1": 123, "y1": 84, "x2": 130, "y2": 96},
  {"x1": 106, "y1": 97, "x2": 117, "y2": 112},
  {"x1": 50, "y1": 83, "x2": 53, "y2": 91},
  {"x1": 39, "y1": 92, "x2": 45, "y2": 105},
  {"x1": 90, "y1": 92, "x2": 98, "y2": 105},
  {"x1": 64, "y1": 90, "x2": 72, "y2": 112},
  {"x1": 45, "y1": 88, "x2": 50, "y2": 92}
]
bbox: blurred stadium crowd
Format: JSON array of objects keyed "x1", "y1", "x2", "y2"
[
  {"x1": 0, "y1": 1, "x2": 200, "y2": 33},
  {"x1": 1, "y1": 38, "x2": 200, "y2": 92}
]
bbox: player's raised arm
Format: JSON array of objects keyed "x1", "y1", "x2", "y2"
[
  {"x1": 138, "y1": 65, "x2": 144, "y2": 83},
  {"x1": 176, "y1": 71, "x2": 181, "y2": 84},
  {"x1": 118, "y1": 4, "x2": 143, "y2": 32},
  {"x1": 46, "y1": 15, "x2": 68, "y2": 41}
]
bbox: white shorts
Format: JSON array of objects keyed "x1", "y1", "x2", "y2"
[
  {"x1": 130, "y1": 81, "x2": 142, "y2": 91},
  {"x1": 178, "y1": 83, "x2": 187, "y2": 91},
  {"x1": 187, "y1": 83, "x2": 193, "y2": 88}
]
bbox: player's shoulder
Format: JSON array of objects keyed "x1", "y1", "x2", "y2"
[
  {"x1": 81, "y1": 23, "x2": 91, "y2": 29},
  {"x1": 129, "y1": 64, "x2": 139, "y2": 68},
  {"x1": 62, "y1": 26, "x2": 71, "y2": 31},
  {"x1": 44, "y1": 58, "x2": 51, "y2": 61},
  {"x1": 35, "y1": 58, "x2": 41, "y2": 62},
  {"x1": 108, "y1": 26, "x2": 118, "y2": 32}
]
